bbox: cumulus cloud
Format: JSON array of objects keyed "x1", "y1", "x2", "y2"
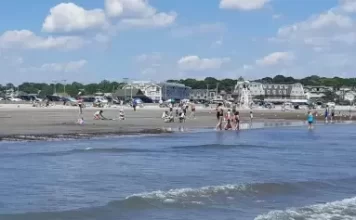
[
  {"x1": 272, "y1": 2, "x2": 356, "y2": 49},
  {"x1": 42, "y1": 3, "x2": 108, "y2": 33},
  {"x1": 119, "y1": 12, "x2": 177, "y2": 28},
  {"x1": 105, "y1": 0, "x2": 176, "y2": 28},
  {"x1": 256, "y1": 52, "x2": 294, "y2": 66},
  {"x1": 177, "y1": 55, "x2": 230, "y2": 71},
  {"x1": 219, "y1": 0, "x2": 270, "y2": 10},
  {"x1": 0, "y1": 30, "x2": 86, "y2": 50},
  {"x1": 105, "y1": 0, "x2": 156, "y2": 17}
]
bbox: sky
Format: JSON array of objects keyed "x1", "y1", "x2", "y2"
[{"x1": 1, "y1": 0, "x2": 356, "y2": 84}]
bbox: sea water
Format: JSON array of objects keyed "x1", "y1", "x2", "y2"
[{"x1": 0, "y1": 123, "x2": 356, "y2": 220}]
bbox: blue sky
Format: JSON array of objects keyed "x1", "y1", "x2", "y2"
[{"x1": 0, "y1": 0, "x2": 355, "y2": 84}]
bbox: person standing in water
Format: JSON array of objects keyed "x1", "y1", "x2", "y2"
[
  {"x1": 234, "y1": 111, "x2": 240, "y2": 131},
  {"x1": 307, "y1": 111, "x2": 314, "y2": 130},
  {"x1": 224, "y1": 109, "x2": 232, "y2": 130},
  {"x1": 215, "y1": 103, "x2": 224, "y2": 130},
  {"x1": 331, "y1": 107, "x2": 335, "y2": 123},
  {"x1": 250, "y1": 111, "x2": 253, "y2": 123},
  {"x1": 324, "y1": 108, "x2": 329, "y2": 123}
]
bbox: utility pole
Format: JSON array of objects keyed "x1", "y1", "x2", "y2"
[
  {"x1": 206, "y1": 84, "x2": 209, "y2": 101},
  {"x1": 130, "y1": 83, "x2": 133, "y2": 99},
  {"x1": 123, "y1": 78, "x2": 128, "y2": 101},
  {"x1": 62, "y1": 80, "x2": 67, "y2": 95},
  {"x1": 52, "y1": 80, "x2": 57, "y2": 95}
]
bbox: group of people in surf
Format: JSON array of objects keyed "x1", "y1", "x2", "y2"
[{"x1": 215, "y1": 103, "x2": 247, "y2": 131}]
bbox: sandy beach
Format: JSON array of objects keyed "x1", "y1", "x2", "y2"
[{"x1": 0, "y1": 104, "x2": 355, "y2": 141}]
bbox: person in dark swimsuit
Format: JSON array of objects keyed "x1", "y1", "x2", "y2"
[
  {"x1": 215, "y1": 103, "x2": 224, "y2": 130},
  {"x1": 234, "y1": 111, "x2": 240, "y2": 131}
]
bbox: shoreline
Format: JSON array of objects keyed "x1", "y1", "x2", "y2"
[
  {"x1": 1, "y1": 120, "x2": 354, "y2": 142},
  {"x1": 0, "y1": 106, "x2": 355, "y2": 142}
]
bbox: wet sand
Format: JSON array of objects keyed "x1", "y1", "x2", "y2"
[{"x1": 0, "y1": 106, "x2": 354, "y2": 141}]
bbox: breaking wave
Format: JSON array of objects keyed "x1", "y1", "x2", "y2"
[
  {"x1": 1, "y1": 178, "x2": 355, "y2": 220},
  {"x1": 254, "y1": 197, "x2": 356, "y2": 220}
]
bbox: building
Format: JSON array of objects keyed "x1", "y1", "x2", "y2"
[
  {"x1": 113, "y1": 88, "x2": 153, "y2": 103},
  {"x1": 189, "y1": 89, "x2": 233, "y2": 102},
  {"x1": 190, "y1": 89, "x2": 216, "y2": 101},
  {"x1": 304, "y1": 86, "x2": 333, "y2": 100},
  {"x1": 234, "y1": 81, "x2": 307, "y2": 103},
  {"x1": 123, "y1": 81, "x2": 191, "y2": 102}
]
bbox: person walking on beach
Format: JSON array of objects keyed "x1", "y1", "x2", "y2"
[
  {"x1": 215, "y1": 103, "x2": 224, "y2": 130},
  {"x1": 307, "y1": 111, "x2": 314, "y2": 130},
  {"x1": 132, "y1": 99, "x2": 137, "y2": 111},
  {"x1": 190, "y1": 103, "x2": 196, "y2": 119},
  {"x1": 78, "y1": 101, "x2": 84, "y2": 116}
]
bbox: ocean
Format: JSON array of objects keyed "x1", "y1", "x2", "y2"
[{"x1": 0, "y1": 123, "x2": 356, "y2": 220}]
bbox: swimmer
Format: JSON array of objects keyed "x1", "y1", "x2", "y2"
[{"x1": 307, "y1": 111, "x2": 314, "y2": 130}]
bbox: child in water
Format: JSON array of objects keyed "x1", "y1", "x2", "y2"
[
  {"x1": 224, "y1": 109, "x2": 233, "y2": 130},
  {"x1": 307, "y1": 111, "x2": 314, "y2": 130}
]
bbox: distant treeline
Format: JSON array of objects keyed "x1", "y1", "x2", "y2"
[
  {"x1": 167, "y1": 75, "x2": 356, "y2": 92},
  {"x1": 1, "y1": 75, "x2": 355, "y2": 97}
]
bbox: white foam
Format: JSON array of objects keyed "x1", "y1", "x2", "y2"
[
  {"x1": 255, "y1": 197, "x2": 356, "y2": 220},
  {"x1": 126, "y1": 184, "x2": 250, "y2": 205}
]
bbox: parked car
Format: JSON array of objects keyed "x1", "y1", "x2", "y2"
[
  {"x1": 94, "y1": 96, "x2": 108, "y2": 104},
  {"x1": 7, "y1": 97, "x2": 22, "y2": 102},
  {"x1": 326, "y1": 102, "x2": 335, "y2": 107},
  {"x1": 63, "y1": 97, "x2": 79, "y2": 106},
  {"x1": 46, "y1": 95, "x2": 62, "y2": 102}
]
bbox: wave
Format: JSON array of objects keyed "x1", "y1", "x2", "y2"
[
  {"x1": 254, "y1": 197, "x2": 356, "y2": 220},
  {"x1": 172, "y1": 143, "x2": 270, "y2": 150},
  {"x1": 22, "y1": 147, "x2": 159, "y2": 157},
  {"x1": 1, "y1": 179, "x2": 354, "y2": 220}
]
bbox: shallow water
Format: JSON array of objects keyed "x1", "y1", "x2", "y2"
[{"x1": 0, "y1": 123, "x2": 356, "y2": 220}]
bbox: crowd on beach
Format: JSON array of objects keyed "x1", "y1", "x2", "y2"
[{"x1": 71, "y1": 97, "x2": 355, "y2": 132}]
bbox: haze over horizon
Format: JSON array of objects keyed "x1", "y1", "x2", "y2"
[{"x1": 0, "y1": 0, "x2": 356, "y2": 84}]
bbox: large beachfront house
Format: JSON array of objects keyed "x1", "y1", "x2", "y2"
[
  {"x1": 234, "y1": 81, "x2": 307, "y2": 103},
  {"x1": 122, "y1": 81, "x2": 191, "y2": 102}
]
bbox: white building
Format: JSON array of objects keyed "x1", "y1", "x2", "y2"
[
  {"x1": 123, "y1": 81, "x2": 191, "y2": 102},
  {"x1": 234, "y1": 81, "x2": 307, "y2": 103}
]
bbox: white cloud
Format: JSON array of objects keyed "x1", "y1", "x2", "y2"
[
  {"x1": 219, "y1": 0, "x2": 270, "y2": 10},
  {"x1": 42, "y1": 3, "x2": 108, "y2": 33},
  {"x1": 0, "y1": 30, "x2": 86, "y2": 50},
  {"x1": 23, "y1": 60, "x2": 88, "y2": 73},
  {"x1": 277, "y1": 11, "x2": 352, "y2": 40},
  {"x1": 256, "y1": 52, "x2": 294, "y2": 66},
  {"x1": 177, "y1": 55, "x2": 230, "y2": 71},
  {"x1": 106, "y1": 0, "x2": 176, "y2": 28},
  {"x1": 341, "y1": 0, "x2": 356, "y2": 13},
  {"x1": 119, "y1": 12, "x2": 177, "y2": 28},
  {"x1": 105, "y1": 0, "x2": 156, "y2": 18}
]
